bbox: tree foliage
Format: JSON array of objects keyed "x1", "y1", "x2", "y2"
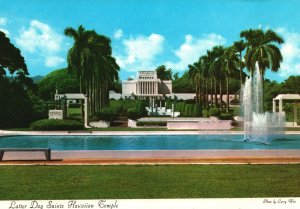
[
  {"x1": 65, "y1": 25, "x2": 119, "y2": 116},
  {"x1": 0, "y1": 31, "x2": 37, "y2": 128},
  {"x1": 155, "y1": 65, "x2": 172, "y2": 80},
  {"x1": 38, "y1": 68, "x2": 79, "y2": 100}
]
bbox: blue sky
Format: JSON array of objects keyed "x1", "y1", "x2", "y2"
[{"x1": 1, "y1": 0, "x2": 300, "y2": 82}]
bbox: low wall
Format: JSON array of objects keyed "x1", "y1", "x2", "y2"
[
  {"x1": 90, "y1": 120, "x2": 110, "y2": 128},
  {"x1": 167, "y1": 118, "x2": 232, "y2": 130},
  {"x1": 128, "y1": 119, "x2": 137, "y2": 128}
]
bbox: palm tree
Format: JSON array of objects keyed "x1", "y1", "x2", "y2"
[
  {"x1": 226, "y1": 40, "x2": 246, "y2": 86},
  {"x1": 241, "y1": 29, "x2": 284, "y2": 112},
  {"x1": 188, "y1": 63, "x2": 201, "y2": 104},
  {"x1": 64, "y1": 25, "x2": 95, "y2": 116},
  {"x1": 65, "y1": 26, "x2": 119, "y2": 116},
  {"x1": 210, "y1": 46, "x2": 225, "y2": 110},
  {"x1": 206, "y1": 49, "x2": 215, "y2": 107},
  {"x1": 223, "y1": 48, "x2": 239, "y2": 112},
  {"x1": 200, "y1": 55, "x2": 210, "y2": 109}
]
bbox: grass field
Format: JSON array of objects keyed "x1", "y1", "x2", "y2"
[{"x1": 0, "y1": 165, "x2": 299, "y2": 200}]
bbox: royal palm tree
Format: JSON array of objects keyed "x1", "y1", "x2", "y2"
[
  {"x1": 188, "y1": 63, "x2": 201, "y2": 104},
  {"x1": 65, "y1": 26, "x2": 119, "y2": 116},
  {"x1": 223, "y1": 48, "x2": 239, "y2": 112},
  {"x1": 210, "y1": 46, "x2": 225, "y2": 110},
  {"x1": 226, "y1": 40, "x2": 246, "y2": 86},
  {"x1": 241, "y1": 29, "x2": 284, "y2": 112}
]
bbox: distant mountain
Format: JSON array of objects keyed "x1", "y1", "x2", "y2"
[{"x1": 31, "y1": 75, "x2": 44, "y2": 83}]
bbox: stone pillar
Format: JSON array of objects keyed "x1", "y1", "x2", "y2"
[
  {"x1": 279, "y1": 99, "x2": 283, "y2": 113},
  {"x1": 146, "y1": 82, "x2": 148, "y2": 94},
  {"x1": 152, "y1": 82, "x2": 153, "y2": 94},
  {"x1": 273, "y1": 99, "x2": 276, "y2": 113}
]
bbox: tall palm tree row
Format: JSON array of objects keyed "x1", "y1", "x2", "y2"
[
  {"x1": 64, "y1": 25, "x2": 119, "y2": 116},
  {"x1": 187, "y1": 28, "x2": 284, "y2": 112}
]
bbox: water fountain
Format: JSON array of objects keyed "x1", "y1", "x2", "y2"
[{"x1": 242, "y1": 63, "x2": 285, "y2": 144}]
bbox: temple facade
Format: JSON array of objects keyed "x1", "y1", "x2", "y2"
[{"x1": 122, "y1": 71, "x2": 172, "y2": 99}]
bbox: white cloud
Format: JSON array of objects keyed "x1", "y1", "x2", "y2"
[
  {"x1": 46, "y1": 56, "x2": 65, "y2": 67},
  {"x1": 275, "y1": 28, "x2": 300, "y2": 78},
  {"x1": 16, "y1": 20, "x2": 65, "y2": 68},
  {"x1": 165, "y1": 33, "x2": 226, "y2": 71},
  {"x1": 0, "y1": 17, "x2": 9, "y2": 35},
  {"x1": 0, "y1": 17, "x2": 7, "y2": 26},
  {"x1": 0, "y1": 28, "x2": 9, "y2": 35},
  {"x1": 114, "y1": 29, "x2": 123, "y2": 39},
  {"x1": 115, "y1": 33, "x2": 165, "y2": 72}
]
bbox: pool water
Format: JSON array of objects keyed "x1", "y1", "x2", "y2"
[{"x1": 0, "y1": 135, "x2": 300, "y2": 150}]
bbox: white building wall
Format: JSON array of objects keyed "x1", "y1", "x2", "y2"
[
  {"x1": 122, "y1": 80, "x2": 137, "y2": 95},
  {"x1": 161, "y1": 80, "x2": 172, "y2": 94}
]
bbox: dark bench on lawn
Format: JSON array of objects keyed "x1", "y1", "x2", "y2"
[{"x1": 0, "y1": 148, "x2": 51, "y2": 161}]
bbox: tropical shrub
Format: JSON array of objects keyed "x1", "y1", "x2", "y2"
[
  {"x1": 127, "y1": 108, "x2": 139, "y2": 120},
  {"x1": 233, "y1": 107, "x2": 241, "y2": 116},
  {"x1": 30, "y1": 119, "x2": 83, "y2": 130},
  {"x1": 184, "y1": 104, "x2": 190, "y2": 116},
  {"x1": 180, "y1": 102, "x2": 186, "y2": 115},
  {"x1": 194, "y1": 104, "x2": 202, "y2": 117},
  {"x1": 209, "y1": 108, "x2": 221, "y2": 117},
  {"x1": 188, "y1": 104, "x2": 194, "y2": 117},
  {"x1": 202, "y1": 109, "x2": 209, "y2": 118},
  {"x1": 219, "y1": 113, "x2": 232, "y2": 120},
  {"x1": 136, "y1": 102, "x2": 147, "y2": 117},
  {"x1": 96, "y1": 108, "x2": 117, "y2": 121},
  {"x1": 68, "y1": 103, "x2": 81, "y2": 108}
]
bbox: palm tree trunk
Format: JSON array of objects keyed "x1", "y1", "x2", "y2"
[
  {"x1": 210, "y1": 78, "x2": 213, "y2": 107},
  {"x1": 261, "y1": 69, "x2": 265, "y2": 113},
  {"x1": 239, "y1": 52, "x2": 243, "y2": 86},
  {"x1": 79, "y1": 76, "x2": 84, "y2": 119},
  {"x1": 226, "y1": 76, "x2": 229, "y2": 113},
  {"x1": 219, "y1": 80, "x2": 223, "y2": 111},
  {"x1": 195, "y1": 85, "x2": 199, "y2": 104},
  {"x1": 214, "y1": 78, "x2": 218, "y2": 107},
  {"x1": 205, "y1": 81, "x2": 208, "y2": 109}
]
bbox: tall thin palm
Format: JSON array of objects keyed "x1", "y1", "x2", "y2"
[
  {"x1": 210, "y1": 46, "x2": 225, "y2": 109},
  {"x1": 223, "y1": 48, "x2": 239, "y2": 112},
  {"x1": 188, "y1": 63, "x2": 201, "y2": 104},
  {"x1": 226, "y1": 40, "x2": 245, "y2": 86}
]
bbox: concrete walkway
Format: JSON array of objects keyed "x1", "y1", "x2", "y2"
[{"x1": 1, "y1": 149, "x2": 300, "y2": 165}]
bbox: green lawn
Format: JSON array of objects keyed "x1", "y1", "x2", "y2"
[{"x1": 0, "y1": 165, "x2": 299, "y2": 199}]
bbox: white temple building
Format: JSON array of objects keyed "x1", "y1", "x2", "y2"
[{"x1": 121, "y1": 71, "x2": 172, "y2": 99}]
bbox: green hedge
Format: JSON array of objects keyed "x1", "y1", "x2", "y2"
[
  {"x1": 30, "y1": 119, "x2": 84, "y2": 130},
  {"x1": 209, "y1": 108, "x2": 221, "y2": 117},
  {"x1": 68, "y1": 103, "x2": 81, "y2": 108},
  {"x1": 127, "y1": 108, "x2": 139, "y2": 120},
  {"x1": 136, "y1": 121, "x2": 167, "y2": 126},
  {"x1": 194, "y1": 104, "x2": 202, "y2": 117},
  {"x1": 96, "y1": 108, "x2": 117, "y2": 121},
  {"x1": 219, "y1": 113, "x2": 232, "y2": 120},
  {"x1": 202, "y1": 109, "x2": 209, "y2": 118}
]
